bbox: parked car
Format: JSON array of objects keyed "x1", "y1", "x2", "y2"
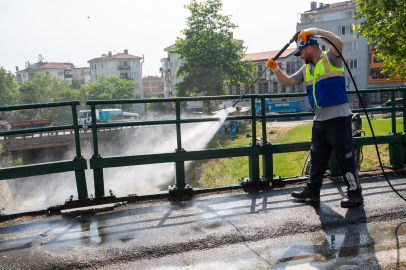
[{"x1": 377, "y1": 98, "x2": 403, "y2": 114}]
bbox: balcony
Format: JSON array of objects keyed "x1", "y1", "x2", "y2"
[
  {"x1": 73, "y1": 73, "x2": 84, "y2": 79},
  {"x1": 120, "y1": 76, "x2": 133, "y2": 81},
  {"x1": 117, "y1": 66, "x2": 130, "y2": 70}
]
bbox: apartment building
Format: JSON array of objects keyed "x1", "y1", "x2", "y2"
[
  {"x1": 16, "y1": 59, "x2": 90, "y2": 87},
  {"x1": 143, "y1": 75, "x2": 163, "y2": 99},
  {"x1": 368, "y1": 44, "x2": 406, "y2": 106},
  {"x1": 297, "y1": 1, "x2": 368, "y2": 108},
  {"x1": 160, "y1": 44, "x2": 182, "y2": 98},
  {"x1": 87, "y1": 50, "x2": 143, "y2": 101}
]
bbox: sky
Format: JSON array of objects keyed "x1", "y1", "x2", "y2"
[{"x1": 0, "y1": 0, "x2": 342, "y2": 77}]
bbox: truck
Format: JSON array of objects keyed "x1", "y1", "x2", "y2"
[
  {"x1": 98, "y1": 109, "x2": 124, "y2": 122},
  {"x1": 78, "y1": 109, "x2": 100, "y2": 125},
  {"x1": 255, "y1": 98, "x2": 306, "y2": 121},
  {"x1": 78, "y1": 109, "x2": 125, "y2": 125}
]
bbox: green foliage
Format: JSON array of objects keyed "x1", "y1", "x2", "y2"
[
  {"x1": 147, "y1": 96, "x2": 166, "y2": 115},
  {"x1": 354, "y1": 0, "x2": 406, "y2": 80},
  {"x1": 0, "y1": 68, "x2": 18, "y2": 119},
  {"x1": 13, "y1": 157, "x2": 22, "y2": 167},
  {"x1": 171, "y1": 0, "x2": 256, "y2": 104},
  {"x1": 84, "y1": 75, "x2": 135, "y2": 109}
]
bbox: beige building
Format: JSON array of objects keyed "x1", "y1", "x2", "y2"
[
  {"x1": 16, "y1": 60, "x2": 90, "y2": 87},
  {"x1": 88, "y1": 50, "x2": 144, "y2": 112}
]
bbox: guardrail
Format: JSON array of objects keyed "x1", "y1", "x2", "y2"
[
  {"x1": 0, "y1": 101, "x2": 88, "y2": 201},
  {"x1": 86, "y1": 87, "x2": 406, "y2": 198},
  {"x1": 0, "y1": 87, "x2": 405, "y2": 217}
]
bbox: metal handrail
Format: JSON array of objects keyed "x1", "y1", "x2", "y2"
[{"x1": 0, "y1": 100, "x2": 88, "y2": 201}]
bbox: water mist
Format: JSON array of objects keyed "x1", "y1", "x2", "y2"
[{"x1": 5, "y1": 109, "x2": 229, "y2": 210}]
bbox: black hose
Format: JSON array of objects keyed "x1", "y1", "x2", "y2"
[
  {"x1": 318, "y1": 36, "x2": 406, "y2": 202},
  {"x1": 232, "y1": 32, "x2": 301, "y2": 107}
]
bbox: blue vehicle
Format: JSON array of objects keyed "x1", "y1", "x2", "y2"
[{"x1": 255, "y1": 98, "x2": 306, "y2": 120}]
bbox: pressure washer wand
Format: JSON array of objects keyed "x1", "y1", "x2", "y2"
[{"x1": 232, "y1": 32, "x2": 300, "y2": 107}]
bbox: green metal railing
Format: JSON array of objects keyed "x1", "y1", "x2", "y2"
[
  {"x1": 87, "y1": 87, "x2": 406, "y2": 197},
  {"x1": 0, "y1": 88, "x2": 405, "y2": 216},
  {"x1": 0, "y1": 101, "x2": 88, "y2": 199}
]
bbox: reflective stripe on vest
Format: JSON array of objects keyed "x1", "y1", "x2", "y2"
[{"x1": 303, "y1": 51, "x2": 346, "y2": 110}]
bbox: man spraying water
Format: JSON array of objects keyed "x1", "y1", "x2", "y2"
[{"x1": 267, "y1": 28, "x2": 362, "y2": 207}]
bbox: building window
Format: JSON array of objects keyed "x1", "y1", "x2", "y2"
[
  {"x1": 371, "y1": 93, "x2": 377, "y2": 102},
  {"x1": 263, "y1": 82, "x2": 268, "y2": 93},
  {"x1": 286, "y1": 62, "x2": 295, "y2": 74},
  {"x1": 338, "y1": 25, "x2": 354, "y2": 36},
  {"x1": 345, "y1": 76, "x2": 358, "y2": 86},
  {"x1": 58, "y1": 71, "x2": 63, "y2": 76},
  {"x1": 131, "y1": 72, "x2": 139, "y2": 78},
  {"x1": 291, "y1": 85, "x2": 296, "y2": 93},
  {"x1": 345, "y1": 11, "x2": 354, "y2": 18},
  {"x1": 131, "y1": 61, "x2": 138, "y2": 66},
  {"x1": 107, "y1": 62, "x2": 114, "y2": 68},
  {"x1": 343, "y1": 42, "x2": 358, "y2": 52},
  {"x1": 282, "y1": 86, "x2": 286, "y2": 93},
  {"x1": 348, "y1": 59, "x2": 358, "y2": 69},
  {"x1": 98, "y1": 63, "x2": 103, "y2": 69},
  {"x1": 372, "y1": 70, "x2": 378, "y2": 79},
  {"x1": 135, "y1": 94, "x2": 141, "y2": 99},
  {"x1": 273, "y1": 81, "x2": 278, "y2": 93}
]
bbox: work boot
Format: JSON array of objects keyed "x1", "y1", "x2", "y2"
[
  {"x1": 341, "y1": 192, "x2": 363, "y2": 208},
  {"x1": 291, "y1": 187, "x2": 320, "y2": 201}
]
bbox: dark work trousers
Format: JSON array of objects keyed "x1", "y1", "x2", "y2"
[{"x1": 307, "y1": 115, "x2": 362, "y2": 195}]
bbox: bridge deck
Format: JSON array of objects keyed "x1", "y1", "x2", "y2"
[{"x1": 1, "y1": 173, "x2": 406, "y2": 269}]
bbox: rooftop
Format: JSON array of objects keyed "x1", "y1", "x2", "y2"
[
  {"x1": 18, "y1": 62, "x2": 74, "y2": 72},
  {"x1": 88, "y1": 53, "x2": 142, "y2": 63},
  {"x1": 242, "y1": 48, "x2": 297, "y2": 62},
  {"x1": 304, "y1": 1, "x2": 357, "y2": 13}
]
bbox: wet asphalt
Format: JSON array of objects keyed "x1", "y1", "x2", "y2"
[{"x1": 1, "y1": 173, "x2": 406, "y2": 270}]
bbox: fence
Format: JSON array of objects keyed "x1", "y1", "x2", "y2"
[{"x1": 0, "y1": 88, "x2": 405, "y2": 216}]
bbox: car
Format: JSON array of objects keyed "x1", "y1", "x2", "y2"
[{"x1": 377, "y1": 98, "x2": 403, "y2": 114}]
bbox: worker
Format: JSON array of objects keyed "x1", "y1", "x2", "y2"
[
  {"x1": 267, "y1": 28, "x2": 362, "y2": 207},
  {"x1": 224, "y1": 121, "x2": 230, "y2": 134},
  {"x1": 230, "y1": 127, "x2": 236, "y2": 139},
  {"x1": 217, "y1": 127, "x2": 223, "y2": 138}
]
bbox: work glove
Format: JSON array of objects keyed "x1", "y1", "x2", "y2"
[
  {"x1": 298, "y1": 28, "x2": 318, "y2": 42},
  {"x1": 267, "y1": 58, "x2": 279, "y2": 72}
]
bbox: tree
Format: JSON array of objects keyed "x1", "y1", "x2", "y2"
[
  {"x1": 11, "y1": 71, "x2": 83, "y2": 123},
  {"x1": 0, "y1": 68, "x2": 18, "y2": 118},
  {"x1": 171, "y1": 0, "x2": 256, "y2": 111},
  {"x1": 147, "y1": 97, "x2": 166, "y2": 116},
  {"x1": 83, "y1": 75, "x2": 136, "y2": 109},
  {"x1": 354, "y1": 0, "x2": 406, "y2": 80}
]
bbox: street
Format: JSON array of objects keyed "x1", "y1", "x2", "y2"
[{"x1": 1, "y1": 173, "x2": 405, "y2": 269}]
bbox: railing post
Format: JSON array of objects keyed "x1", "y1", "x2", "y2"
[
  {"x1": 90, "y1": 103, "x2": 105, "y2": 198},
  {"x1": 241, "y1": 96, "x2": 262, "y2": 186},
  {"x1": 387, "y1": 88, "x2": 405, "y2": 169},
  {"x1": 260, "y1": 96, "x2": 274, "y2": 181},
  {"x1": 71, "y1": 104, "x2": 88, "y2": 199},
  {"x1": 170, "y1": 100, "x2": 191, "y2": 194}
]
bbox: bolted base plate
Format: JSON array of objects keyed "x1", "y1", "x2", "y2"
[
  {"x1": 168, "y1": 184, "x2": 193, "y2": 196},
  {"x1": 382, "y1": 164, "x2": 405, "y2": 171},
  {"x1": 239, "y1": 178, "x2": 269, "y2": 187},
  {"x1": 261, "y1": 174, "x2": 282, "y2": 183}
]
